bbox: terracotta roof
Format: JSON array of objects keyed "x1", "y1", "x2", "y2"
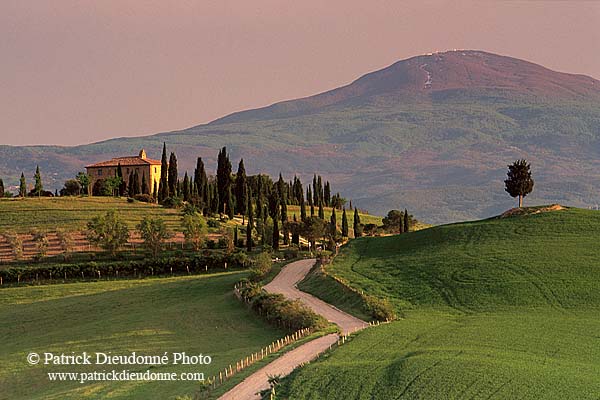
[{"x1": 86, "y1": 156, "x2": 161, "y2": 168}]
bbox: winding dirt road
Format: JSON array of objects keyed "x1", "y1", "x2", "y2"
[{"x1": 218, "y1": 258, "x2": 368, "y2": 400}]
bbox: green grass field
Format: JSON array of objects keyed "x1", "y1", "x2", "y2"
[
  {"x1": 0, "y1": 197, "x2": 184, "y2": 233},
  {"x1": 0, "y1": 272, "x2": 286, "y2": 400},
  {"x1": 280, "y1": 208, "x2": 600, "y2": 399}
]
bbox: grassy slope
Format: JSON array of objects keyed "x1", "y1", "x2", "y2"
[
  {"x1": 0, "y1": 272, "x2": 286, "y2": 400},
  {"x1": 0, "y1": 197, "x2": 183, "y2": 233},
  {"x1": 281, "y1": 208, "x2": 600, "y2": 399}
]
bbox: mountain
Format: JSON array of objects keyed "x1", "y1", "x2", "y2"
[{"x1": 2, "y1": 50, "x2": 599, "y2": 223}]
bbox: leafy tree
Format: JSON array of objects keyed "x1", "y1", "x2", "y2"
[
  {"x1": 341, "y1": 207, "x2": 349, "y2": 237},
  {"x1": 56, "y1": 229, "x2": 75, "y2": 260},
  {"x1": 217, "y1": 147, "x2": 232, "y2": 214},
  {"x1": 301, "y1": 216, "x2": 327, "y2": 250},
  {"x1": 158, "y1": 142, "x2": 169, "y2": 202},
  {"x1": 505, "y1": 159, "x2": 534, "y2": 208},
  {"x1": 382, "y1": 210, "x2": 404, "y2": 233},
  {"x1": 104, "y1": 175, "x2": 122, "y2": 197},
  {"x1": 137, "y1": 216, "x2": 172, "y2": 257},
  {"x1": 86, "y1": 210, "x2": 130, "y2": 256},
  {"x1": 76, "y1": 172, "x2": 91, "y2": 195},
  {"x1": 404, "y1": 208, "x2": 410, "y2": 233},
  {"x1": 181, "y1": 213, "x2": 207, "y2": 251},
  {"x1": 19, "y1": 173, "x2": 27, "y2": 197},
  {"x1": 353, "y1": 207, "x2": 362, "y2": 238},
  {"x1": 60, "y1": 179, "x2": 81, "y2": 196},
  {"x1": 33, "y1": 165, "x2": 43, "y2": 197},
  {"x1": 247, "y1": 188, "x2": 254, "y2": 251},
  {"x1": 31, "y1": 230, "x2": 49, "y2": 261},
  {"x1": 4, "y1": 232, "x2": 23, "y2": 260},
  {"x1": 168, "y1": 152, "x2": 178, "y2": 197}
]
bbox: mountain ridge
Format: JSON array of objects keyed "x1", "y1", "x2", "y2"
[{"x1": 1, "y1": 50, "x2": 599, "y2": 223}]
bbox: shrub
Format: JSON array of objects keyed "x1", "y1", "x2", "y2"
[
  {"x1": 283, "y1": 245, "x2": 299, "y2": 260},
  {"x1": 238, "y1": 282, "x2": 327, "y2": 331},
  {"x1": 207, "y1": 219, "x2": 220, "y2": 228},
  {"x1": 365, "y1": 295, "x2": 396, "y2": 321},
  {"x1": 248, "y1": 252, "x2": 272, "y2": 281},
  {"x1": 161, "y1": 196, "x2": 183, "y2": 208},
  {"x1": 127, "y1": 197, "x2": 135, "y2": 203},
  {"x1": 133, "y1": 194, "x2": 154, "y2": 203}
]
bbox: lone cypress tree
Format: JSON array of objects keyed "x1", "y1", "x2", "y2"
[
  {"x1": 19, "y1": 173, "x2": 26, "y2": 197},
  {"x1": 404, "y1": 208, "x2": 410, "y2": 233},
  {"x1": 341, "y1": 207, "x2": 349, "y2": 237},
  {"x1": 504, "y1": 159, "x2": 534, "y2": 208},
  {"x1": 246, "y1": 188, "x2": 254, "y2": 251},
  {"x1": 158, "y1": 143, "x2": 169, "y2": 202},
  {"x1": 168, "y1": 152, "x2": 178, "y2": 197},
  {"x1": 353, "y1": 207, "x2": 361, "y2": 238},
  {"x1": 33, "y1": 165, "x2": 43, "y2": 197}
]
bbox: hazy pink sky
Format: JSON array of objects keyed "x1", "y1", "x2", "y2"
[{"x1": 1, "y1": 1, "x2": 599, "y2": 146}]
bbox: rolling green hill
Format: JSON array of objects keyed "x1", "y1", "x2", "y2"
[
  {"x1": 278, "y1": 208, "x2": 600, "y2": 399},
  {"x1": 2, "y1": 51, "x2": 600, "y2": 223},
  {"x1": 0, "y1": 272, "x2": 286, "y2": 400}
]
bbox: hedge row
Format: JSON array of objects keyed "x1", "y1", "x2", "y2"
[
  {"x1": 0, "y1": 251, "x2": 251, "y2": 284},
  {"x1": 237, "y1": 281, "x2": 328, "y2": 331}
]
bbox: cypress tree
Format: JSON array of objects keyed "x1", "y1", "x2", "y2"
[
  {"x1": 341, "y1": 207, "x2": 349, "y2": 237},
  {"x1": 268, "y1": 188, "x2": 280, "y2": 250},
  {"x1": 317, "y1": 176, "x2": 323, "y2": 205},
  {"x1": 318, "y1": 200, "x2": 324, "y2": 219},
  {"x1": 324, "y1": 181, "x2": 331, "y2": 207},
  {"x1": 116, "y1": 163, "x2": 126, "y2": 196},
  {"x1": 330, "y1": 207, "x2": 337, "y2": 235},
  {"x1": 216, "y1": 147, "x2": 232, "y2": 214},
  {"x1": 153, "y1": 180, "x2": 158, "y2": 201},
  {"x1": 300, "y1": 197, "x2": 307, "y2": 221},
  {"x1": 158, "y1": 142, "x2": 169, "y2": 202},
  {"x1": 353, "y1": 207, "x2": 361, "y2": 238},
  {"x1": 0, "y1": 178, "x2": 4, "y2": 197},
  {"x1": 19, "y1": 173, "x2": 26, "y2": 197},
  {"x1": 312, "y1": 174, "x2": 318, "y2": 205},
  {"x1": 307, "y1": 186, "x2": 313, "y2": 206},
  {"x1": 246, "y1": 188, "x2": 254, "y2": 251},
  {"x1": 182, "y1": 172, "x2": 190, "y2": 201},
  {"x1": 226, "y1": 187, "x2": 235, "y2": 220},
  {"x1": 33, "y1": 165, "x2": 43, "y2": 197},
  {"x1": 235, "y1": 159, "x2": 247, "y2": 216},
  {"x1": 210, "y1": 183, "x2": 219, "y2": 214},
  {"x1": 141, "y1": 172, "x2": 148, "y2": 195},
  {"x1": 399, "y1": 213, "x2": 404, "y2": 234},
  {"x1": 194, "y1": 157, "x2": 208, "y2": 206},
  {"x1": 404, "y1": 209, "x2": 410, "y2": 233},
  {"x1": 168, "y1": 152, "x2": 178, "y2": 197},
  {"x1": 310, "y1": 203, "x2": 315, "y2": 217}
]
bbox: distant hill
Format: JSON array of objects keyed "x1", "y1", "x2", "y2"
[{"x1": 2, "y1": 50, "x2": 600, "y2": 223}]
